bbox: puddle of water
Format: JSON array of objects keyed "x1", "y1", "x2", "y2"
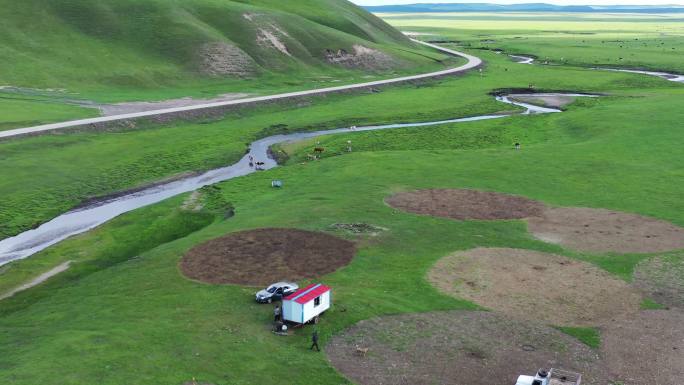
[
  {"x1": 402, "y1": 31, "x2": 434, "y2": 37},
  {"x1": 0, "y1": 94, "x2": 578, "y2": 266}
]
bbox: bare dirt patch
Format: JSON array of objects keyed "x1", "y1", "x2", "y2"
[
  {"x1": 428, "y1": 248, "x2": 641, "y2": 326},
  {"x1": 257, "y1": 29, "x2": 291, "y2": 56},
  {"x1": 94, "y1": 93, "x2": 252, "y2": 116},
  {"x1": 528, "y1": 207, "x2": 684, "y2": 253},
  {"x1": 242, "y1": 13, "x2": 292, "y2": 57},
  {"x1": 179, "y1": 228, "x2": 356, "y2": 286},
  {"x1": 198, "y1": 42, "x2": 257, "y2": 77},
  {"x1": 633, "y1": 255, "x2": 684, "y2": 309},
  {"x1": 327, "y1": 311, "x2": 608, "y2": 385},
  {"x1": 325, "y1": 45, "x2": 398, "y2": 71},
  {"x1": 601, "y1": 310, "x2": 684, "y2": 385},
  {"x1": 329, "y1": 223, "x2": 387, "y2": 236},
  {"x1": 386, "y1": 189, "x2": 545, "y2": 221}
]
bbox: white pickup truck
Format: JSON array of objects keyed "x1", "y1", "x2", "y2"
[{"x1": 516, "y1": 368, "x2": 582, "y2": 385}]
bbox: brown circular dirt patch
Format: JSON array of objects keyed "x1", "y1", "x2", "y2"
[
  {"x1": 601, "y1": 310, "x2": 684, "y2": 385},
  {"x1": 428, "y1": 248, "x2": 642, "y2": 326},
  {"x1": 385, "y1": 189, "x2": 545, "y2": 220},
  {"x1": 180, "y1": 228, "x2": 356, "y2": 286},
  {"x1": 528, "y1": 207, "x2": 684, "y2": 254},
  {"x1": 327, "y1": 311, "x2": 608, "y2": 385},
  {"x1": 633, "y1": 255, "x2": 684, "y2": 309}
]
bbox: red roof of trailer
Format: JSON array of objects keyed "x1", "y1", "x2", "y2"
[{"x1": 284, "y1": 283, "x2": 330, "y2": 304}]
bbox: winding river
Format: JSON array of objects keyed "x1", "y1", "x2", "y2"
[
  {"x1": 0, "y1": 94, "x2": 575, "y2": 266},
  {"x1": 600, "y1": 68, "x2": 684, "y2": 83},
  {"x1": 509, "y1": 54, "x2": 684, "y2": 83},
  {"x1": 509, "y1": 55, "x2": 535, "y2": 65},
  {"x1": 3, "y1": 44, "x2": 682, "y2": 267}
]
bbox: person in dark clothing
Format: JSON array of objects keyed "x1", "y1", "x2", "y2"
[
  {"x1": 274, "y1": 305, "x2": 281, "y2": 322},
  {"x1": 310, "y1": 330, "x2": 320, "y2": 352}
]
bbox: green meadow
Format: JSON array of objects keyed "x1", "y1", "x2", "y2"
[
  {"x1": 381, "y1": 12, "x2": 684, "y2": 71},
  {"x1": 1, "y1": 11, "x2": 683, "y2": 385},
  {"x1": 0, "y1": 0, "x2": 454, "y2": 129},
  {"x1": 0, "y1": 50, "x2": 673, "y2": 240},
  {"x1": 0, "y1": 96, "x2": 100, "y2": 131}
]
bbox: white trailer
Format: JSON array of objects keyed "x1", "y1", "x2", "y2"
[{"x1": 282, "y1": 283, "x2": 331, "y2": 325}]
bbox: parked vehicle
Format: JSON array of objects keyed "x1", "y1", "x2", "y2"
[
  {"x1": 255, "y1": 282, "x2": 299, "y2": 303},
  {"x1": 282, "y1": 283, "x2": 331, "y2": 325},
  {"x1": 516, "y1": 368, "x2": 582, "y2": 385}
]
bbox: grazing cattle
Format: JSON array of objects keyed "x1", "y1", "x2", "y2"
[
  {"x1": 355, "y1": 345, "x2": 369, "y2": 357},
  {"x1": 314, "y1": 147, "x2": 325, "y2": 154}
]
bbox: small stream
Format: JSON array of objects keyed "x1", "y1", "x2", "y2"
[
  {"x1": 0, "y1": 94, "x2": 579, "y2": 266},
  {"x1": 510, "y1": 55, "x2": 535, "y2": 65},
  {"x1": 598, "y1": 68, "x2": 684, "y2": 83},
  {"x1": 508, "y1": 54, "x2": 684, "y2": 83}
]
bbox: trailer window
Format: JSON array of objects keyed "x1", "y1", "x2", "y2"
[{"x1": 314, "y1": 296, "x2": 321, "y2": 307}]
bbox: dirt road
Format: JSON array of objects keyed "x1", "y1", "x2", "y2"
[{"x1": 0, "y1": 40, "x2": 482, "y2": 140}]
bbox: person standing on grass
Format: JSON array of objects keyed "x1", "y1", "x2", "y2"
[
  {"x1": 274, "y1": 305, "x2": 281, "y2": 322},
  {"x1": 310, "y1": 330, "x2": 320, "y2": 352}
]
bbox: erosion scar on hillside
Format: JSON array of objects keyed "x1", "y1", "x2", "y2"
[{"x1": 179, "y1": 228, "x2": 356, "y2": 286}]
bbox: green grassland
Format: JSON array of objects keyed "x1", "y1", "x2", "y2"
[
  {"x1": 1, "y1": 51, "x2": 673, "y2": 241},
  {"x1": 382, "y1": 12, "x2": 684, "y2": 72},
  {"x1": 1, "y1": 11, "x2": 684, "y2": 385},
  {"x1": 555, "y1": 326, "x2": 601, "y2": 349},
  {"x1": 2, "y1": 89, "x2": 683, "y2": 382},
  {"x1": 0, "y1": 0, "x2": 456, "y2": 129},
  {"x1": 0, "y1": 95, "x2": 100, "y2": 131}
]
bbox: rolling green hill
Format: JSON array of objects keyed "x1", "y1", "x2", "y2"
[{"x1": 0, "y1": 0, "x2": 445, "y2": 94}]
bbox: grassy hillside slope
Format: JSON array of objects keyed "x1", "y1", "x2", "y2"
[{"x1": 0, "y1": 0, "x2": 444, "y2": 94}]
